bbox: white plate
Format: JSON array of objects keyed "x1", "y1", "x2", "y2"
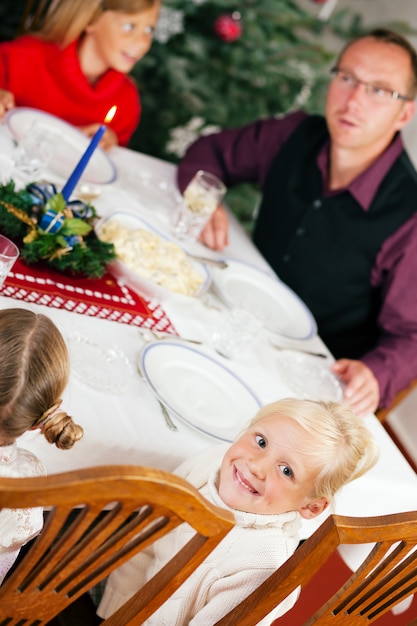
[
  {"x1": 95, "y1": 212, "x2": 211, "y2": 302},
  {"x1": 6, "y1": 107, "x2": 117, "y2": 184},
  {"x1": 68, "y1": 333, "x2": 133, "y2": 394},
  {"x1": 138, "y1": 341, "x2": 262, "y2": 441},
  {"x1": 276, "y1": 350, "x2": 343, "y2": 401},
  {"x1": 211, "y1": 259, "x2": 317, "y2": 340}
]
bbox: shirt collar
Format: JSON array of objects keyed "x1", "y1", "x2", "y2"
[
  {"x1": 0, "y1": 441, "x2": 17, "y2": 463},
  {"x1": 317, "y1": 133, "x2": 404, "y2": 211}
]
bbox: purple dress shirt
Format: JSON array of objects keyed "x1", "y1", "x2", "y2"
[{"x1": 178, "y1": 112, "x2": 417, "y2": 408}]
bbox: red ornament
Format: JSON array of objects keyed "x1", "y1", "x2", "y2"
[{"x1": 214, "y1": 14, "x2": 242, "y2": 42}]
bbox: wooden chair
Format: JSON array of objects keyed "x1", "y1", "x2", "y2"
[
  {"x1": 376, "y1": 379, "x2": 417, "y2": 473},
  {"x1": 375, "y1": 379, "x2": 417, "y2": 424},
  {"x1": 0, "y1": 465, "x2": 234, "y2": 626},
  {"x1": 214, "y1": 510, "x2": 417, "y2": 626}
]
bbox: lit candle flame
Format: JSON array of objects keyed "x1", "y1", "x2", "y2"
[
  {"x1": 105, "y1": 105, "x2": 117, "y2": 124},
  {"x1": 61, "y1": 104, "x2": 118, "y2": 201}
]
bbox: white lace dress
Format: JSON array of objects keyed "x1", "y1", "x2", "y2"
[{"x1": 0, "y1": 442, "x2": 46, "y2": 584}]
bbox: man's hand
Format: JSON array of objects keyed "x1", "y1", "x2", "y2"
[
  {"x1": 198, "y1": 205, "x2": 229, "y2": 250},
  {"x1": 79, "y1": 124, "x2": 118, "y2": 151},
  {"x1": 332, "y1": 359, "x2": 380, "y2": 416},
  {"x1": 0, "y1": 89, "x2": 15, "y2": 118}
]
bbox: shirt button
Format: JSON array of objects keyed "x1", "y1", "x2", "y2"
[
  {"x1": 312, "y1": 199, "x2": 322, "y2": 209},
  {"x1": 282, "y1": 254, "x2": 291, "y2": 263},
  {"x1": 296, "y1": 227, "x2": 306, "y2": 236}
]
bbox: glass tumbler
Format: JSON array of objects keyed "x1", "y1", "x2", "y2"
[
  {"x1": 0, "y1": 234, "x2": 19, "y2": 289},
  {"x1": 173, "y1": 170, "x2": 226, "y2": 240}
]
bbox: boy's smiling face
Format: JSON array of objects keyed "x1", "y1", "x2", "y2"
[{"x1": 218, "y1": 413, "x2": 328, "y2": 518}]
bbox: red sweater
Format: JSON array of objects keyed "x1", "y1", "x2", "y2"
[{"x1": 0, "y1": 36, "x2": 141, "y2": 146}]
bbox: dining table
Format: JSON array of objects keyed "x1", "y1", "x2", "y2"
[{"x1": 0, "y1": 110, "x2": 416, "y2": 581}]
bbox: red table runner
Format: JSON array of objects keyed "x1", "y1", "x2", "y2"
[{"x1": 1, "y1": 258, "x2": 176, "y2": 333}]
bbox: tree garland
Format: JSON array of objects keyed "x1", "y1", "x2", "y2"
[{"x1": 0, "y1": 181, "x2": 116, "y2": 278}]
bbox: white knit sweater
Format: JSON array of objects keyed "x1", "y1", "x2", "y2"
[
  {"x1": 0, "y1": 442, "x2": 45, "y2": 584},
  {"x1": 98, "y1": 444, "x2": 301, "y2": 625}
]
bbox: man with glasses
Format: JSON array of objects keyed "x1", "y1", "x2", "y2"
[{"x1": 177, "y1": 29, "x2": 417, "y2": 417}]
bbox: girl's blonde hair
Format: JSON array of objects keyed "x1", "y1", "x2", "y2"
[
  {"x1": 0, "y1": 308, "x2": 83, "y2": 450},
  {"x1": 32, "y1": 0, "x2": 158, "y2": 47},
  {"x1": 249, "y1": 398, "x2": 379, "y2": 502}
]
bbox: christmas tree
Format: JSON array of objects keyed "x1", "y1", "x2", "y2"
[{"x1": 128, "y1": 0, "x2": 369, "y2": 227}]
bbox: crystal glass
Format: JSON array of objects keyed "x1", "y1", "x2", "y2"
[
  {"x1": 13, "y1": 120, "x2": 55, "y2": 180},
  {"x1": 275, "y1": 350, "x2": 343, "y2": 401},
  {"x1": 0, "y1": 234, "x2": 19, "y2": 289},
  {"x1": 173, "y1": 170, "x2": 226, "y2": 240},
  {"x1": 210, "y1": 307, "x2": 262, "y2": 359},
  {"x1": 67, "y1": 333, "x2": 134, "y2": 395}
]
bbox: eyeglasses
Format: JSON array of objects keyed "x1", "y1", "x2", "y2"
[{"x1": 330, "y1": 67, "x2": 413, "y2": 103}]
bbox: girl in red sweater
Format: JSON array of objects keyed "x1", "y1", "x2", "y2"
[{"x1": 0, "y1": 0, "x2": 160, "y2": 148}]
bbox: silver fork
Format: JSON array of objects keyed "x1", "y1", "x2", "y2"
[
  {"x1": 271, "y1": 344, "x2": 329, "y2": 359},
  {"x1": 138, "y1": 328, "x2": 202, "y2": 345},
  {"x1": 137, "y1": 363, "x2": 178, "y2": 431},
  {"x1": 155, "y1": 398, "x2": 178, "y2": 432},
  {"x1": 137, "y1": 332, "x2": 178, "y2": 431},
  {"x1": 186, "y1": 253, "x2": 228, "y2": 269}
]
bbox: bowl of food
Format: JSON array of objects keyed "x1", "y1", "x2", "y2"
[{"x1": 95, "y1": 212, "x2": 211, "y2": 302}]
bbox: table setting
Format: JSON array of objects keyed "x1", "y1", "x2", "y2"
[
  {"x1": 4, "y1": 106, "x2": 117, "y2": 187},
  {"x1": 0, "y1": 107, "x2": 415, "y2": 563}
]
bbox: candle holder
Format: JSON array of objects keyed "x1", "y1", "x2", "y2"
[{"x1": 0, "y1": 179, "x2": 116, "y2": 278}]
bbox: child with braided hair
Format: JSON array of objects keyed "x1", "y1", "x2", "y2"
[{"x1": 0, "y1": 307, "x2": 83, "y2": 584}]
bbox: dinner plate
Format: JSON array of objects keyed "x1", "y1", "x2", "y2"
[
  {"x1": 138, "y1": 341, "x2": 262, "y2": 441},
  {"x1": 68, "y1": 333, "x2": 133, "y2": 394},
  {"x1": 6, "y1": 107, "x2": 117, "y2": 184},
  {"x1": 210, "y1": 259, "x2": 317, "y2": 340},
  {"x1": 276, "y1": 350, "x2": 343, "y2": 401},
  {"x1": 95, "y1": 211, "x2": 211, "y2": 301}
]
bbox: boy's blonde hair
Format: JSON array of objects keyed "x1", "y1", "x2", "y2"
[
  {"x1": 248, "y1": 398, "x2": 379, "y2": 502},
  {"x1": 34, "y1": 0, "x2": 158, "y2": 47}
]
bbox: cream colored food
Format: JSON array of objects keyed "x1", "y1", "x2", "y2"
[
  {"x1": 183, "y1": 183, "x2": 217, "y2": 215},
  {"x1": 99, "y1": 219, "x2": 204, "y2": 296}
]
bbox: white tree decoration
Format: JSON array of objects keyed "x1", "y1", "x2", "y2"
[{"x1": 319, "y1": 0, "x2": 340, "y2": 21}]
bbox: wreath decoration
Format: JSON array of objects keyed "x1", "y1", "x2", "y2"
[{"x1": 0, "y1": 180, "x2": 116, "y2": 278}]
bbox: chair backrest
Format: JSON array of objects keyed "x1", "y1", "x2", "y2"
[
  {"x1": 375, "y1": 379, "x2": 417, "y2": 424},
  {"x1": 0, "y1": 465, "x2": 234, "y2": 626},
  {"x1": 214, "y1": 510, "x2": 417, "y2": 626},
  {"x1": 375, "y1": 379, "x2": 417, "y2": 473}
]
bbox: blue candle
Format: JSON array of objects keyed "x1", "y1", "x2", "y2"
[{"x1": 61, "y1": 106, "x2": 117, "y2": 201}]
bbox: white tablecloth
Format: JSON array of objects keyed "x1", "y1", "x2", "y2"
[{"x1": 0, "y1": 122, "x2": 415, "y2": 571}]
